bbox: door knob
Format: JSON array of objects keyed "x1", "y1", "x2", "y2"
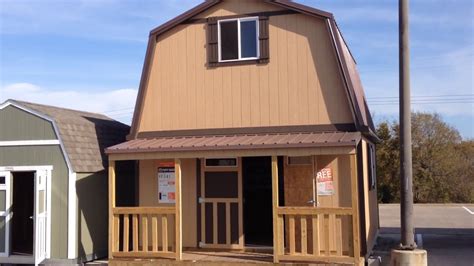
[{"x1": 29, "y1": 216, "x2": 33, "y2": 220}]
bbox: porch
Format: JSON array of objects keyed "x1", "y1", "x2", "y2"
[{"x1": 106, "y1": 131, "x2": 364, "y2": 265}]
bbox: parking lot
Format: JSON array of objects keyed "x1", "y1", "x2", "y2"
[{"x1": 376, "y1": 204, "x2": 474, "y2": 266}]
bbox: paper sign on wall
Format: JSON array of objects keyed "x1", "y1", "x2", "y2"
[
  {"x1": 158, "y1": 166, "x2": 175, "y2": 203},
  {"x1": 317, "y1": 168, "x2": 334, "y2": 196}
]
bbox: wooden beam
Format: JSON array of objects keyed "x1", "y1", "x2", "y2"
[
  {"x1": 174, "y1": 159, "x2": 182, "y2": 260},
  {"x1": 350, "y1": 154, "x2": 361, "y2": 263},
  {"x1": 108, "y1": 160, "x2": 116, "y2": 258},
  {"x1": 271, "y1": 156, "x2": 280, "y2": 263},
  {"x1": 108, "y1": 147, "x2": 356, "y2": 161},
  {"x1": 237, "y1": 157, "x2": 244, "y2": 248}
]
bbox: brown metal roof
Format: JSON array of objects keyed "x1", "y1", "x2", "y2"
[
  {"x1": 10, "y1": 100, "x2": 130, "y2": 172},
  {"x1": 106, "y1": 131, "x2": 360, "y2": 154}
]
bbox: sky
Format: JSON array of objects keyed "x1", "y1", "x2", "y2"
[{"x1": 0, "y1": 0, "x2": 472, "y2": 138}]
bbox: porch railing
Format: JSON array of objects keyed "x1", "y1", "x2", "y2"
[
  {"x1": 111, "y1": 207, "x2": 177, "y2": 259},
  {"x1": 275, "y1": 207, "x2": 357, "y2": 264}
]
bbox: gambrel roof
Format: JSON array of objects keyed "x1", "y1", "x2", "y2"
[
  {"x1": 3, "y1": 100, "x2": 129, "y2": 172},
  {"x1": 129, "y1": 0, "x2": 377, "y2": 142}
]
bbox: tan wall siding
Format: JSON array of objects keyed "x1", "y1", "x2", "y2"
[
  {"x1": 138, "y1": 0, "x2": 353, "y2": 132},
  {"x1": 138, "y1": 159, "x2": 197, "y2": 248}
]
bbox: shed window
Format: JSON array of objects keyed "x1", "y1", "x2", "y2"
[
  {"x1": 205, "y1": 158, "x2": 237, "y2": 167},
  {"x1": 218, "y1": 17, "x2": 259, "y2": 62},
  {"x1": 368, "y1": 143, "x2": 377, "y2": 190}
]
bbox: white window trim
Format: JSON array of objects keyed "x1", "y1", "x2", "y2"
[
  {"x1": 218, "y1": 17, "x2": 260, "y2": 62},
  {"x1": 0, "y1": 140, "x2": 60, "y2": 147}
]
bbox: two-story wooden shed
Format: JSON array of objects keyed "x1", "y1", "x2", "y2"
[
  {"x1": 106, "y1": 0, "x2": 379, "y2": 265},
  {"x1": 0, "y1": 100, "x2": 130, "y2": 265}
]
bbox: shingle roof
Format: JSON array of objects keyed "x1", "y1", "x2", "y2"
[
  {"x1": 106, "y1": 131, "x2": 360, "y2": 154},
  {"x1": 10, "y1": 100, "x2": 130, "y2": 173}
]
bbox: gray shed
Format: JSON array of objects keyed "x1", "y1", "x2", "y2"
[{"x1": 0, "y1": 99, "x2": 130, "y2": 264}]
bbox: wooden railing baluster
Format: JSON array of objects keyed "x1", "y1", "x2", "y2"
[{"x1": 123, "y1": 214, "x2": 129, "y2": 252}]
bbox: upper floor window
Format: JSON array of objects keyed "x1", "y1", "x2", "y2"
[{"x1": 218, "y1": 17, "x2": 259, "y2": 62}]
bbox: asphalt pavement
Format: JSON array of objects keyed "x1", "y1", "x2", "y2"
[{"x1": 375, "y1": 204, "x2": 474, "y2": 266}]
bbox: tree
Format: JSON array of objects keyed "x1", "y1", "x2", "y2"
[{"x1": 376, "y1": 112, "x2": 473, "y2": 203}]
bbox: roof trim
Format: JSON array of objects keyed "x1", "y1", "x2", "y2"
[{"x1": 108, "y1": 131, "x2": 361, "y2": 155}]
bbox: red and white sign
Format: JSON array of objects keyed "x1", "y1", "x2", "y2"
[
  {"x1": 158, "y1": 167, "x2": 175, "y2": 203},
  {"x1": 316, "y1": 168, "x2": 334, "y2": 196}
]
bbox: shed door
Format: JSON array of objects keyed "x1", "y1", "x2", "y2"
[
  {"x1": 0, "y1": 171, "x2": 11, "y2": 257},
  {"x1": 199, "y1": 158, "x2": 243, "y2": 249},
  {"x1": 34, "y1": 170, "x2": 48, "y2": 265}
]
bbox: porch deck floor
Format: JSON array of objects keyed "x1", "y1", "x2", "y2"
[{"x1": 104, "y1": 251, "x2": 274, "y2": 265}]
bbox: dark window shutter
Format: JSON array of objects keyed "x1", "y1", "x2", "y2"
[
  {"x1": 258, "y1": 16, "x2": 269, "y2": 63},
  {"x1": 207, "y1": 17, "x2": 218, "y2": 66}
]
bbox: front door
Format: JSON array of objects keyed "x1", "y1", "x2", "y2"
[
  {"x1": 0, "y1": 171, "x2": 11, "y2": 257},
  {"x1": 11, "y1": 171, "x2": 35, "y2": 255},
  {"x1": 199, "y1": 158, "x2": 243, "y2": 249},
  {"x1": 34, "y1": 170, "x2": 48, "y2": 265}
]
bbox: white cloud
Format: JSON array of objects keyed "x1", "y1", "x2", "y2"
[{"x1": 0, "y1": 83, "x2": 137, "y2": 124}]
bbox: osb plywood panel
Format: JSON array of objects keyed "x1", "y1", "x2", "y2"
[
  {"x1": 138, "y1": 159, "x2": 197, "y2": 248},
  {"x1": 138, "y1": 0, "x2": 353, "y2": 132},
  {"x1": 283, "y1": 155, "x2": 352, "y2": 255}
]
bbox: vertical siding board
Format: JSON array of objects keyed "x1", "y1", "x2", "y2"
[
  {"x1": 214, "y1": 67, "x2": 224, "y2": 128},
  {"x1": 306, "y1": 17, "x2": 321, "y2": 124},
  {"x1": 161, "y1": 35, "x2": 171, "y2": 130},
  {"x1": 277, "y1": 15, "x2": 289, "y2": 125},
  {"x1": 296, "y1": 15, "x2": 309, "y2": 125},
  {"x1": 286, "y1": 15, "x2": 298, "y2": 125},
  {"x1": 222, "y1": 67, "x2": 233, "y2": 128},
  {"x1": 240, "y1": 66, "x2": 251, "y2": 126},
  {"x1": 196, "y1": 24, "x2": 206, "y2": 128},
  {"x1": 258, "y1": 64, "x2": 270, "y2": 126},
  {"x1": 231, "y1": 67, "x2": 242, "y2": 127},
  {"x1": 268, "y1": 16, "x2": 279, "y2": 126},
  {"x1": 250, "y1": 65, "x2": 260, "y2": 126},
  {"x1": 186, "y1": 25, "x2": 197, "y2": 129}
]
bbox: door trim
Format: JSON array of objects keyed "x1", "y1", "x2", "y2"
[
  {"x1": 0, "y1": 171, "x2": 11, "y2": 257},
  {"x1": 0, "y1": 166, "x2": 52, "y2": 260},
  {"x1": 199, "y1": 158, "x2": 244, "y2": 249}
]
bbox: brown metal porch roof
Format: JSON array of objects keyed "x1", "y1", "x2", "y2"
[{"x1": 105, "y1": 131, "x2": 361, "y2": 154}]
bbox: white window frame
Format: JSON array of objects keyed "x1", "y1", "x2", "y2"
[{"x1": 218, "y1": 17, "x2": 260, "y2": 62}]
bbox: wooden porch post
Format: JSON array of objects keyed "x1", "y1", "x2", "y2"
[
  {"x1": 271, "y1": 156, "x2": 280, "y2": 263},
  {"x1": 174, "y1": 159, "x2": 182, "y2": 260},
  {"x1": 350, "y1": 154, "x2": 362, "y2": 265},
  {"x1": 108, "y1": 160, "x2": 116, "y2": 259}
]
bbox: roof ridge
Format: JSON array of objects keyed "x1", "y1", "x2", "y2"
[{"x1": 9, "y1": 99, "x2": 114, "y2": 120}]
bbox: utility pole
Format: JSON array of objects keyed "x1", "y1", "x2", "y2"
[
  {"x1": 398, "y1": 0, "x2": 415, "y2": 250},
  {"x1": 391, "y1": 1, "x2": 427, "y2": 264}
]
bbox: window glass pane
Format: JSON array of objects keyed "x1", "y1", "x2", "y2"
[
  {"x1": 220, "y1": 21, "x2": 238, "y2": 60},
  {"x1": 0, "y1": 176, "x2": 4, "y2": 185},
  {"x1": 240, "y1": 20, "x2": 257, "y2": 58},
  {"x1": 288, "y1": 156, "x2": 312, "y2": 165},
  {"x1": 206, "y1": 158, "x2": 237, "y2": 167}
]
